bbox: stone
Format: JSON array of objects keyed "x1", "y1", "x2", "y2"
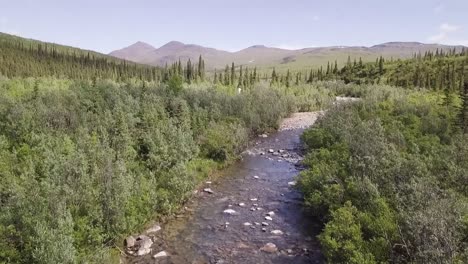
[
  {"x1": 238, "y1": 202, "x2": 246, "y2": 207},
  {"x1": 250, "y1": 207, "x2": 256, "y2": 211},
  {"x1": 237, "y1": 242, "x2": 250, "y2": 249},
  {"x1": 260, "y1": 243, "x2": 278, "y2": 253},
  {"x1": 253, "y1": 175, "x2": 259, "y2": 179},
  {"x1": 286, "y1": 249, "x2": 293, "y2": 254},
  {"x1": 243, "y1": 222, "x2": 252, "y2": 226},
  {"x1": 206, "y1": 181, "x2": 212, "y2": 184},
  {"x1": 223, "y1": 209, "x2": 237, "y2": 215},
  {"x1": 261, "y1": 222, "x2": 269, "y2": 226},
  {"x1": 136, "y1": 235, "x2": 153, "y2": 250},
  {"x1": 137, "y1": 247, "x2": 151, "y2": 256},
  {"x1": 254, "y1": 222, "x2": 260, "y2": 226},
  {"x1": 288, "y1": 181, "x2": 296, "y2": 186},
  {"x1": 153, "y1": 251, "x2": 168, "y2": 258},
  {"x1": 270, "y1": 230, "x2": 283, "y2": 235},
  {"x1": 267, "y1": 211, "x2": 275, "y2": 216},
  {"x1": 268, "y1": 149, "x2": 274, "y2": 153},
  {"x1": 256, "y1": 207, "x2": 263, "y2": 210},
  {"x1": 272, "y1": 152, "x2": 279, "y2": 156},
  {"x1": 124, "y1": 235, "x2": 136, "y2": 248},
  {"x1": 260, "y1": 152, "x2": 266, "y2": 155},
  {"x1": 265, "y1": 216, "x2": 273, "y2": 221},
  {"x1": 279, "y1": 149, "x2": 285, "y2": 153},
  {"x1": 145, "y1": 224, "x2": 161, "y2": 234},
  {"x1": 203, "y1": 188, "x2": 214, "y2": 194},
  {"x1": 259, "y1": 134, "x2": 268, "y2": 138},
  {"x1": 262, "y1": 228, "x2": 267, "y2": 232},
  {"x1": 253, "y1": 203, "x2": 259, "y2": 206},
  {"x1": 250, "y1": 198, "x2": 258, "y2": 201}
]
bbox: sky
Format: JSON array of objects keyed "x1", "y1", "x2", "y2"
[{"x1": 1, "y1": 0, "x2": 468, "y2": 53}]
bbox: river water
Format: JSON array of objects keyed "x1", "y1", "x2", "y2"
[{"x1": 126, "y1": 115, "x2": 324, "y2": 264}]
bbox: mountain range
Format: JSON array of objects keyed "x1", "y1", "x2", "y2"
[{"x1": 109, "y1": 41, "x2": 466, "y2": 71}]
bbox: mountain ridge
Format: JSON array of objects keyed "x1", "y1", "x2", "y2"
[{"x1": 109, "y1": 40, "x2": 466, "y2": 70}]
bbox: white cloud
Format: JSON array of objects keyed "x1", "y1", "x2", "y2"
[{"x1": 428, "y1": 23, "x2": 467, "y2": 46}]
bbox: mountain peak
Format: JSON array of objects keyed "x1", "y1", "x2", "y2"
[
  {"x1": 160, "y1": 41, "x2": 185, "y2": 49},
  {"x1": 127, "y1": 41, "x2": 156, "y2": 50}
]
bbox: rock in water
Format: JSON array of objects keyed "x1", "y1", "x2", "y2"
[
  {"x1": 203, "y1": 188, "x2": 214, "y2": 194},
  {"x1": 153, "y1": 251, "x2": 168, "y2": 258},
  {"x1": 288, "y1": 181, "x2": 296, "y2": 186},
  {"x1": 223, "y1": 209, "x2": 237, "y2": 215},
  {"x1": 124, "y1": 236, "x2": 136, "y2": 248},
  {"x1": 270, "y1": 230, "x2": 283, "y2": 235},
  {"x1": 260, "y1": 243, "x2": 278, "y2": 253}
]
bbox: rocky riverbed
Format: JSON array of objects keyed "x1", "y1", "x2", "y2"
[{"x1": 122, "y1": 112, "x2": 324, "y2": 264}]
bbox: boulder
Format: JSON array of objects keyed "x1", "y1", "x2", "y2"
[
  {"x1": 153, "y1": 251, "x2": 168, "y2": 258},
  {"x1": 124, "y1": 235, "x2": 136, "y2": 248},
  {"x1": 137, "y1": 247, "x2": 151, "y2": 256},
  {"x1": 136, "y1": 235, "x2": 153, "y2": 250},
  {"x1": 223, "y1": 209, "x2": 237, "y2": 215},
  {"x1": 260, "y1": 243, "x2": 278, "y2": 253},
  {"x1": 265, "y1": 216, "x2": 273, "y2": 221},
  {"x1": 203, "y1": 188, "x2": 214, "y2": 194},
  {"x1": 145, "y1": 224, "x2": 161, "y2": 234},
  {"x1": 268, "y1": 149, "x2": 274, "y2": 153},
  {"x1": 270, "y1": 230, "x2": 283, "y2": 235},
  {"x1": 266, "y1": 211, "x2": 275, "y2": 216}
]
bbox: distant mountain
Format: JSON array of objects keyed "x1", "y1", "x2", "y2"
[
  {"x1": 109, "y1": 41, "x2": 157, "y2": 62},
  {"x1": 111, "y1": 40, "x2": 465, "y2": 71}
]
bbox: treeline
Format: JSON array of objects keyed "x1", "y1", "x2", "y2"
[
  {"x1": 299, "y1": 85, "x2": 468, "y2": 263},
  {"x1": 267, "y1": 48, "x2": 468, "y2": 92},
  {"x1": 0, "y1": 33, "x2": 211, "y2": 84}
]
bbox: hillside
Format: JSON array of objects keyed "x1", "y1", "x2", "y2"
[
  {"x1": 109, "y1": 40, "x2": 466, "y2": 71},
  {"x1": 0, "y1": 32, "x2": 161, "y2": 81}
]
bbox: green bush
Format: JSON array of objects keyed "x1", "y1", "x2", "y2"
[{"x1": 299, "y1": 85, "x2": 468, "y2": 263}]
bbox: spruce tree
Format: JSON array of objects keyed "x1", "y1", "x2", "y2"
[{"x1": 230, "y1": 62, "x2": 235, "y2": 85}]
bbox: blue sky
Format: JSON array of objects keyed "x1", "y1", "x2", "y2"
[{"x1": 1, "y1": 0, "x2": 467, "y2": 53}]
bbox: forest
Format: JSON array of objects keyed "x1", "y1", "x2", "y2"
[{"x1": 1, "y1": 32, "x2": 467, "y2": 263}]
